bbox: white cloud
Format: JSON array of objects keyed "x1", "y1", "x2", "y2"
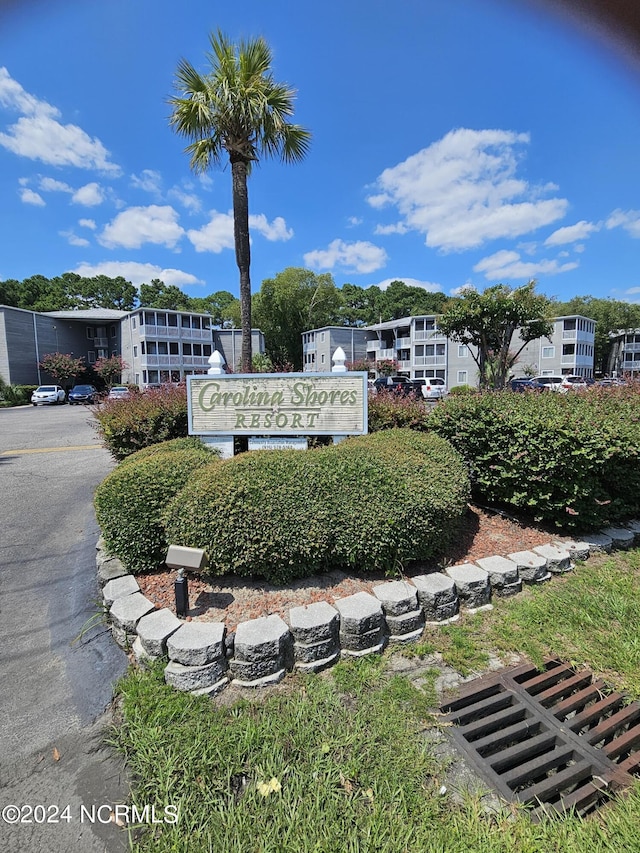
[
  {"x1": 0, "y1": 67, "x2": 120, "y2": 174},
  {"x1": 347, "y1": 216, "x2": 362, "y2": 227},
  {"x1": 304, "y1": 239, "x2": 388, "y2": 274},
  {"x1": 624, "y1": 287, "x2": 640, "y2": 295},
  {"x1": 450, "y1": 283, "x2": 477, "y2": 296},
  {"x1": 59, "y1": 230, "x2": 89, "y2": 247},
  {"x1": 72, "y1": 182, "x2": 104, "y2": 206},
  {"x1": 367, "y1": 128, "x2": 568, "y2": 252},
  {"x1": 78, "y1": 218, "x2": 96, "y2": 230},
  {"x1": 187, "y1": 211, "x2": 235, "y2": 253},
  {"x1": 98, "y1": 205, "x2": 184, "y2": 249},
  {"x1": 606, "y1": 209, "x2": 640, "y2": 238},
  {"x1": 249, "y1": 214, "x2": 293, "y2": 242},
  {"x1": 131, "y1": 169, "x2": 162, "y2": 194},
  {"x1": 72, "y1": 261, "x2": 203, "y2": 289},
  {"x1": 20, "y1": 187, "x2": 44, "y2": 206},
  {"x1": 374, "y1": 277, "x2": 442, "y2": 292},
  {"x1": 40, "y1": 177, "x2": 72, "y2": 193},
  {"x1": 473, "y1": 249, "x2": 579, "y2": 280},
  {"x1": 544, "y1": 220, "x2": 600, "y2": 246},
  {"x1": 374, "y1": 222, "x2": 408, "y2": 235},
  {"x1": 168, "y1": 186, "x2": 202, "y2": 213}
]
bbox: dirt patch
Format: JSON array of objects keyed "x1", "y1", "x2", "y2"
[{"x1": 136, "y1": 505, "x2": 558, "y2": 632}]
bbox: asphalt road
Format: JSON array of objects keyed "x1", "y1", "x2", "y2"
[{"x1": 0, "y1": 404, "x2": 130, "y2": 853}]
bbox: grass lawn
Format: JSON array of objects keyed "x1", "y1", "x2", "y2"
[{"x1": 112, "y1": 549, "x2": 640, "y2": 852}]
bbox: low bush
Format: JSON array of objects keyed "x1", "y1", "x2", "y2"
[
  {"x1": 93, "y1": 384, "x2": 188, "y2": 460},
  {"x1": 367, "y1": 389, "x2": 430, "y2": 432},
  {"x1": 94, "y1": 441, "x2": 216, "y2": 572},
  {"x1": 428, "y1": 386, "x2": 640, "y2": 529},
  {"x1": 0, "y1": 379, "x2": 37, "y2": 406},
  {"x1": 162, "y1": 428, "x2": 470, "y2": 584}
]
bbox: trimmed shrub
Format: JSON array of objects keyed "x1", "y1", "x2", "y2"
[
  {"x1": 118, "y1": 436, "x2": 215, "y2": 465},
  {"x1": 367, "y1": 390, "x2": 430, "y2": 432},
  {"x1": 94, "y1": 442, "x2": 216, "y2": 572},
  {"x1": 162, "y1": 429, "x2": 470, "y2": 584},
  {"x1": 428, "y1": 386, "x2": 640, "y2": 529},
  {"x1": 93, "y1": 384, "x2": 188, "y2": 460}
]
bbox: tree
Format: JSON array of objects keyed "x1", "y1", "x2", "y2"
[
  {"x1": 94, "y1": 355, "x2": 128, "y2": 388},
  {"x1": 169, "y1": 30, "x2": 311, "y2": 372},
  {"x1": 39, "y1": 352, "x2": 85, "y2": 385},
  {"x1": 379, "y1": 280, "x2": 448, "y2": 321},
  {"x1": 190, "y1": 291, "x2": 240, "y2": 327},
  {"x1": 139, "y1": 279, "x2": 192, "y2": 311},
  {"x1": 439, "y1": 282, "x2": 553, "y2": 389},
  {"x1": 252, "y1": 267, "x2": 342, "y2": 368}
]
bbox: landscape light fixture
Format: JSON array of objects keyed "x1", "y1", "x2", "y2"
[{"x1": 165, "y1": 545, "x2": 208, "y2": 618}]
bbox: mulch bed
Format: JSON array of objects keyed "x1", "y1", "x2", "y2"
[{"x1": 136, "y1": 504, "x2": 558, "y2": 632}]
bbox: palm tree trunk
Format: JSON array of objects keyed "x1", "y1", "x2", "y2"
[{"x1": 231, "y1": 156, "x2": 253, "y2": 372}]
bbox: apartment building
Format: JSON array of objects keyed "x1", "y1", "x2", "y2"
[
  {"x1": 302, "y1": 314, "x2": 596, "y2": 387},
  {"x1": 606, "y1": 330, "x2": 640, "y2": 377},
  {"x1": 302, "y1": 326, "x2": 369, "y2": 372},
  {"x1": 0, "y1": 304, "x2": 264, "y2": 387}
]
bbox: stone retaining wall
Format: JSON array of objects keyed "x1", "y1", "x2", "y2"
[{"x1": 97, "y1": 523, "x2": 640, "y2": 695}]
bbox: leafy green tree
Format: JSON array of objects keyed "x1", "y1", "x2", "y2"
[
  {"x1": 379, "y1": 280, "x2": 447, "y2": 320},
  {"x1": 554, "y1": 295, "x2": 640, "y2": 374},
  {"x1": 339, "y1": 283, "x2": 383, "y2": 326},
  {"x1": 439, "y1": 281, "x2": 553, "y2": 389},
  {"x1": 76, "y1": 275, "x2": 137, "y2": 310},
  {"x1": 252, "y1": 268, "x2": 342, "y2": 368},
  {"x1": 39, "y1": 352, "x2": 86, "y2": 385},
  {"x1": 0, "y1": 279, "x2": 21, "y2": 307},
  {"x1": 94, "y1": 355, "x2": 128, "y2": 388},
  {"x1": 190, "y1": 291, "x2": 240, "y2": 327},
  {"x1": 139, "y1": 279, "x2": 192, "y2": 311},
  {"x1": 169, "y1": 30, "x2": 311, "y2": 372}
]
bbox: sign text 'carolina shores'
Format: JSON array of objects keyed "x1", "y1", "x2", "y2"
[{"x1": 187, "y1": 373, "x2": 367, "y2": 436}]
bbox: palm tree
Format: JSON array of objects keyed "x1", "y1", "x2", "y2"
[{"x1": 169, "y1": 31, "x2": 311, "y2": 372}]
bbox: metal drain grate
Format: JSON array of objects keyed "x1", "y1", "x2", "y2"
[{"x1": 440, "y1": 659, "x2": 640, "y2": 818}]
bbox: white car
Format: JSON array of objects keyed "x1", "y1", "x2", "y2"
[
  {"x1": 108, "y1": 385, "x2": 130, "y2": 400},
  {"x1": 412, "y1": 377, "x2": 448, "y2": 399},
  {"x1": 560, "y1": 375, "x2": 588, "y2": 391},
  {"x1": 31, "y1": 385, "x2": 66, "y2": 405}
]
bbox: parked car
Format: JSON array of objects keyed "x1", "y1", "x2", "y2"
[
  {"x1": 560, "y1": 375, "x2": 588, "y2": 391},
  {"x1": 509, "y1": 378, "x2": 535, "y2": 392},
  {"x1": 373, "y1": 376, "x2": 417, "y2": 396},
  {"x1": 530, "y1": 376, "x2": 564, "y2": 392},
  {"x1": 68, "y1": 384, "x2": 98, "y2": 405},
  {"x1": 412, "y1": 377, "x2": 448, "y2": 399},
  {"x1": 108, "y1": 385, "x2": 130, "y2": 400},
  {"x1": 31, "y1": 385, "x2": 66, "y2": 405},
  {"x1": 596, "y1": 378, "x2": 625, "y2": 387}
]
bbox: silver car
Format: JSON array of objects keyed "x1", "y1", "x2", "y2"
[{"x1": 31, "y1": 385, "x2": 66, "y2": 405}]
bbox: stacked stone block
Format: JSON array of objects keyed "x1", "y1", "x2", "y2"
[
  {"x1": 601, "y1": 527, "x2": 635, "y2": 550},
  {"x1": 166, "y1": 622, "x2": 228, "y2": 695},
  {"x1": 412, "y1": 573, "x2": 459, "y2": 623},
  {"x1": 445, "y1": 563, "x2": 492, "y2": 611},
  {"x1": 134, "y1": 608, "x2": 182, "y2": 665},
  {"x1": 532, "y1": 544, "x2": 573, "y2": 574},
  {"x1": 229, "y1": 615, "x2": 293, "y2": 687},
  {"x1": 372, "y1": 580, "x2": 424, "y2": 641},
  {"x1": 475, "y1": 556, "x2": 522, "y2": 597},
  {"x1": 507, "y1": 550, "x2": 551, "y2": 584},
  {"x1": 288, "y1": 602, "x2": 340, "y2": 672},
  {"x1": 109, "y1": 591, "x2": 156, "y2": 648},
  {"x1": 334, "y1": 592, "x2": 386, "y2": 656}
]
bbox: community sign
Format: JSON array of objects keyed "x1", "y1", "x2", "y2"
[{"x1": 187, "y1": 373, "x2": 368, "y2": 437}]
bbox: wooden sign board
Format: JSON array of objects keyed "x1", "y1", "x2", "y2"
[{"x1": 187, "y1": 373, "x2": 368, "y2": 436}]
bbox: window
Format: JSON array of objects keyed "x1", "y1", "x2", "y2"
[
  {"x1": 168, "y1": 314, "x2": 178, "y2": 327},
  {"x1": 87, "y1": 351, "x2": 96, "y2": 364},
  {"x1": 193, "y1": 344, "x2": 202, "y2": 356},
  {"x1": 320, "y1": 332, "x2": 325, "y2": 342},
  {"x1": 457, "y1": 370, "x2": 468, "y2": 384},
  {"x1": 110, "y1": 325, "x2": 117, "y2": 337},
  {"x1": 86, "y1": 327, "x2": 94, "y2": 339},
  {"x1": 458, "y1": 345, "x2": 469, "y2": 357},
  {"x1": 321, "y1": 353, "x2": 325, "y2": 364},
  {"x1": 144, "y1": 312, "x2": 155, "y2": 325},
  {"x1": 132, "y1": 316, "x2": 137, "y2": 329},
  {"x1": 563, "y1": 319, "x2": 576, "y2": 331},
  {"x1": 562, "y1": 344, "x2": 575, "y2": 356},
  {"x1": 169, "y1": 342, "x2": 179, "y2": 355},
  {"x1": 97, "y1": 348, "x2": 108, "y2": 359},
  {"x1": 133, "y1": 345, "x2": 138, "y2": 357},
  {"x1": 203, "y1": 344, "x2": 212, "y2": 357},
  {"x1": 158, "y1": 342, "x2": 168, "y2": 355},
  {"x1": 183, "y1": 343, "x2": 192, "y2": 356},
  {"x1": 542, "y1": 346, "x2": 555, "y2": 358},
  {"x1": 181, "y1": 315, "x2": 191, "y2": 328}
]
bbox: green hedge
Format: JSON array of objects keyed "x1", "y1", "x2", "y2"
[
  {"x1": 162, "y1": 428, "x2": 470, "y2": 584},
  {"x1": 94, "y1": 441, "x2": 216, "y2": 572},
  {"x1": 427, "y1": 387, "x2": 640, "y2": 529},
  {"x1": 93, "y1": 384, "x2": 188, "y2": 460}
]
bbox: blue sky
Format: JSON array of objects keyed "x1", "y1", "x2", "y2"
[{"x1": 1, "y1": 0, "x2": 640, "y2": 305}]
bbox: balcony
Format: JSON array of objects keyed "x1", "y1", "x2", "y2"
[
  {"x1": 414, "y1": 355, "x2": 446, "y2": 366},
  {"x1": 140, "y1": 324, "x2": 212, "y2": 340},
  {"x1": 414, "y1": 330, "x2": 445, "y2": 341}
]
